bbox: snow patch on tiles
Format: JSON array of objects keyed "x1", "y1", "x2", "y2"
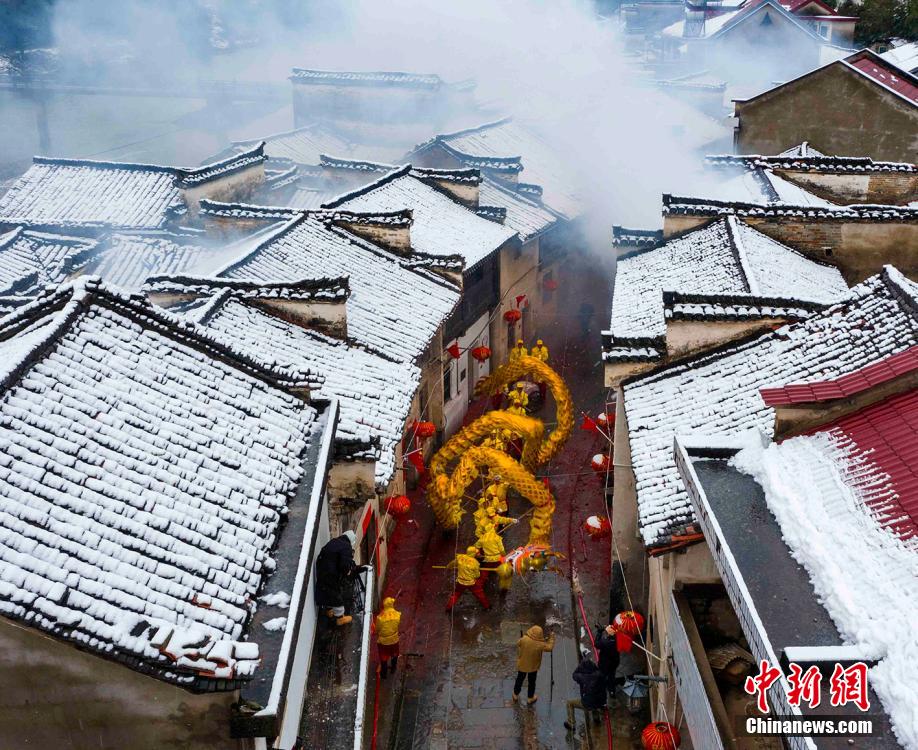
[
  {"x1": 731, "y1": 435, "x2": 918, "y2": 750},
  {"x1": 261, "y1": 591, "x2": 291, "y2": 609},
  {"x1": 262, "y1": 617, "x2": 287, "y2": 632}
]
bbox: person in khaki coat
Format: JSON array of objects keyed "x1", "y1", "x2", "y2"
[{"x1": 513, "y1": 625, "x2": 555, "y2": 704}]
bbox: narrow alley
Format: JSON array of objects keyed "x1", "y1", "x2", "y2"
[{"x1": 371, "y1": 253, "x2": 648, "y2": 749}]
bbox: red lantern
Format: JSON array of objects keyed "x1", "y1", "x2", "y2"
[
  {"x1": 583, "y1": 515, "x2": 611, "y2": 540},
  {"x1": 613, "y1": 610, "x2": 645, "y2": 636},
  {"x1": 542, "y1": 278, "x2": 559, "y2": 291},
  {"x1": 471, "y1": 345, "x2": 491, "y2": 362},
  {"x1": 596, "y1": 411, "x2": 615, "y2": 430},
  {"x1": 414, "y1": 421, "x2": 436, "y2": 439},
  {"x1": 590, "y1": 453, "x2": 610, "y2": 474},
  {"x1": 641, "y1": 722, "x2": 681, "y2": 750},
  {"x1": 612, "y1": 609, "x2": 645, "y2": 652},
  {"x1": 387, "y1": 495, "x2": 411, "y2": 516},
  {"x1": 503, "y1": 309, "x2": 522, "y2": 323}
]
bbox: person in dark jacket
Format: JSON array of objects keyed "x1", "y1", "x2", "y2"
[
  {"x1": 314, "y1": 530, "x2": 364, "y2": 626},
  {"x1": 564, "y1": 657, "x2": 607, "y2": 730},
  {"x1": 596, "y1": 624, "x2": 621, "y2": 693}
]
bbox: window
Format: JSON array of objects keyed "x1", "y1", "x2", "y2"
[
  {"x1": 507, "y1": 324, "x2": 515, "y2": 354},
  {"x1": 443, "y1": 362, "x2": 453, "y2": 402},
  {"x1": 816, "y1": 21, "x2": 829, "y2": 38}
]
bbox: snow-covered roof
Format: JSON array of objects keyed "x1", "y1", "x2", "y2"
[
  {"x1": 479, "y1": 178, "x2": 560, "y2": 241},
  {"x1": 224, "y1": 124, "x2": 409, "y2": 168},
  {"x1": 86, "y1": 232, "x2": 230, "y2": 292},
  {"x1": 0, "y1": 277, "x2": 325, "y2": 688},
  {"x1": 0, "y1": 146, "x2": 265, "y2": 231},
  {"x1": 217, "y1": 214, "x2": 461, "y2": 364},
  {"x1": 323, "y1": 165, "x2": 516, "y2": 269},
  {"x1": 0, "y1": 227, "x2": 97, "y2": 295},
  {"x1": 412, "y1": 118, "x2": 582, "y2": 220},
  {"x1": 606, "y1": 216, "x2": 848, "y2": 359},
  {"x1": 199, "y1": 297, "x2": 419, "y2": 486},
  {"x1": 732, "y1": 433, "x2": 918, "y2": 747},
  {"x1": 623, "y1": 266, "x2": 918, "y2": 549}
]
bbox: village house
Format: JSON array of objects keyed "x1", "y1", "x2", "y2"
[
  {"x1": 611, "y1": 267, "x2": 917, "y2": 748},
  {"x1": 0, "y1": 144, "x2": 268, "y2": 236},
  {"x1": 602, "y1": 214, "x2": 850, "y2": 387},
  {"x1": 305, "y1": 155, "x2": 564, "y2": 365},
  {"x1": 409, "y1": 118, "x2": 585, "y2": 341},
  {"x1": 147, "y1": 204, "x2": 461, "y2": 589},
  {"x1": 0, "y1": 276, "x2": 360, "y2": 750},
  {"x1": 321, "y1": 163, "x2": 522, "y2": 435},
  {"x1": 659, "y1": 0, "x2": 851, "y2": 91},
  {"x1": 661, "y1": 194, "x2": 918, "y2": 283},
  {"x1": 671, "y1": 346, "x2": 918, "y2": 749},
  {"x1": 733, "y1": 49, "x2": 918, "y2": 162},
  {"x1": 705, "y1": 151, "x2": 918, "y2": 206}
]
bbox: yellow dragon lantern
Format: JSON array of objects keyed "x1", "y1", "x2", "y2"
[{"x1": 426, "y1": 354, "x2": 573, "y2": 549}]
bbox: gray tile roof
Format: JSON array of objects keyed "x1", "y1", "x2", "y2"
[
  {"x1": 0, "y1": 277, "x2": 323, "y2": 688},
  {"x1": 623, "y1": 266, "x2": 918, "y2": 549}
]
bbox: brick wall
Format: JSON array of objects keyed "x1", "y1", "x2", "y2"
[
  {"x1": 735, "y1": 64, "x2": 918, "y2": 162},
  {"x1": 776, "y1": 170, "x2": 918, "y2": 206}
]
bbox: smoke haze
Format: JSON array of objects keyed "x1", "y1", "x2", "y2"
[{"x1": 1, "y1": 0, "x2": 738, "y2": 227}]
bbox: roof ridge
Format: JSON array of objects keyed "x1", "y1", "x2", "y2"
[
  {"x1": 434, "y1": 116, "x2": 513, "y2": 142},
  {"x1": 319, "y1": 153, "x2": 399, "y2": 173},
  {"x1": 724, "y1": 215, "x2": 757, "y2": 294},
  {"x1": 0, "y1": 280, "x2": 95, "y2": 391},
  {"x1": 32, "y1": 155, "x2": 182, "y2": 174},
  {"x1": 144, "y1": 274, "x2": 350, "y2": 298},
  {"x1": 0, "y1": 226, "x2": 24, "y2": 250},
  {"x1": 881, "y1": 265, "x2": 918, "y2": 320}
]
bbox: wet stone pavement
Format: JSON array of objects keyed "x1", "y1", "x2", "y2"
[{"x1": 374, "y1": 259, "x2": 648, "y2": 749}]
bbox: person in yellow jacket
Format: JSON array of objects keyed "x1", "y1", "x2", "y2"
[
  {"x1": 478, "y1": 527, "x2": 505, "y2": 565},
  {"x1": 486, "y1": 505, "x2": 515, "y2": 532},
  {"x1": 485, "y1": 483, "x2": 509, "y2": 513},
  {"x1": 375, "y1": 596, "x2": 401, "y2": 678},
  {"x1": 509, "y1": 339, "x2": 528, "y2": 362},
  {"x1": 531, "y1": 339, "x2": 549, "y2": 363},
  {"x1": 445, "y1": 547, "x2": 490, "y2": 611},
  {"x1": 531, "y1": 339, "x2": 549, "y2": 401},
  {"x1": 508, "y1": 382, "x2": 529, "y2": 409}
]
